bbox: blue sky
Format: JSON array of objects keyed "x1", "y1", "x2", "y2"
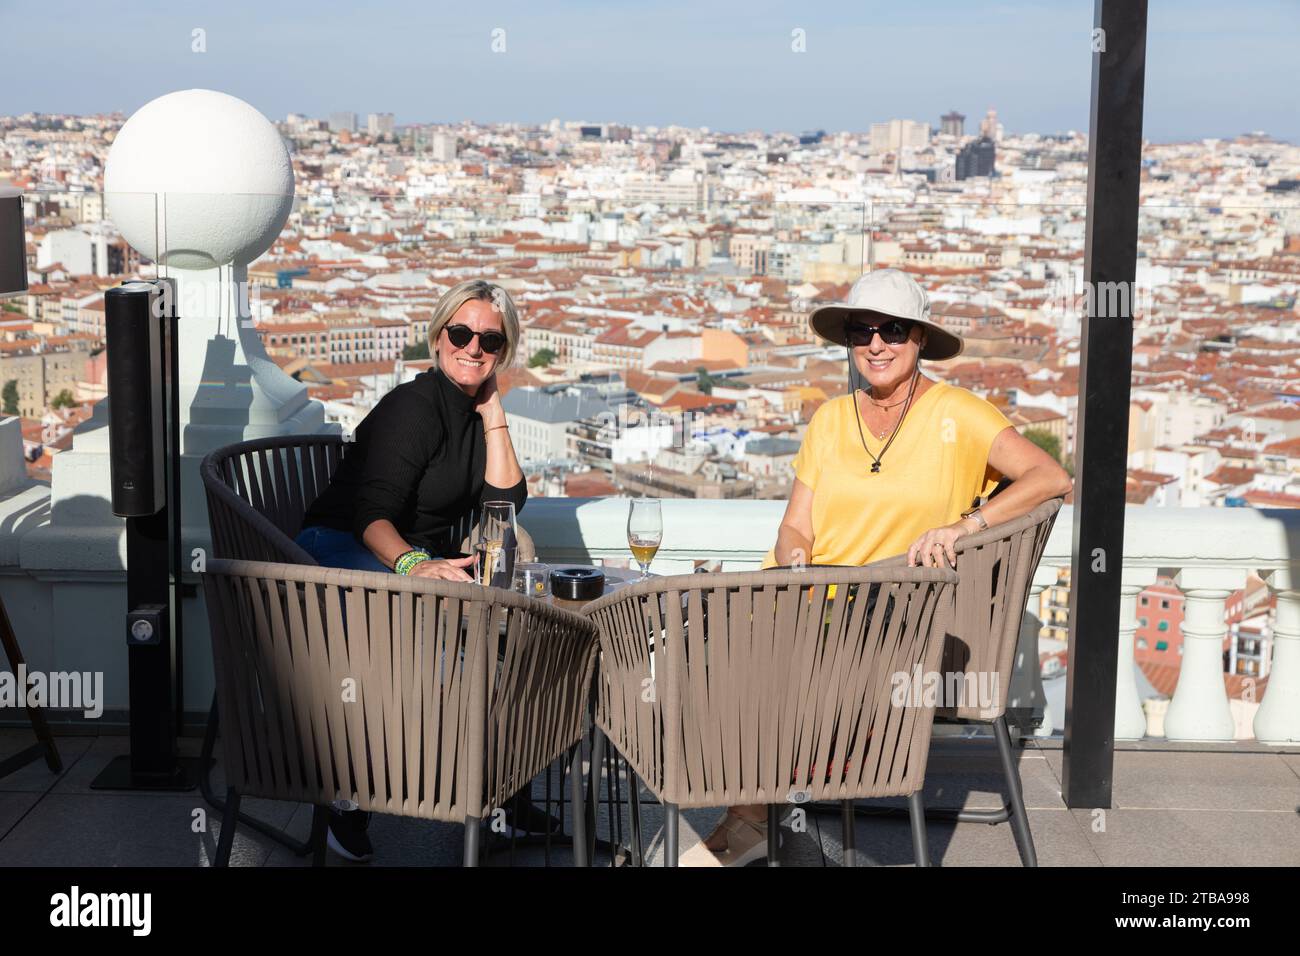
[{"x1": 1, "y1": 0, "x2": 1296, "y2": 141}]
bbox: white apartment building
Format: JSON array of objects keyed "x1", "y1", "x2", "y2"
[
  {"x1": 620, "y1": 172, "x2": 713, "y2": 210},
  {"x1": 431, "y1": 132, "x2": 458, "y2": 162},
  {"x1": 503, "y1": 386, "x2": 615, "y2": 463},
  {"x1": 1127, "y1": 444, "x2": 1224, "y2": 506},
  {"x1": 367, "y1": 113, "x2": 395, "y2": 137},
  {"x1": 36, "y1": 229, "x2": 110, "y2": 277},
  {"x1": 869, "y1": 119, "x2": 930, "y2": 153},
  {"x1": 1131, "y1": 389, "x2": 1227, "y2": 449}
]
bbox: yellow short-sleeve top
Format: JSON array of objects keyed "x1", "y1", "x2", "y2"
[{"x1": 762, "y1": 380, "x2": 1012, "y2": 569}]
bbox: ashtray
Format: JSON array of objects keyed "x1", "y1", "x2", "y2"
[{"x1": 550, "y1": 567, "x2": 605, "y2": 601}]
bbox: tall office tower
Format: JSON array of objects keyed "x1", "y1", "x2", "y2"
[
  {"x1": 367, "y1": 112, "x2": 395, "y2": 137},
  {"x1": 869, "y1": 119, "x2": 931, "y2": 153},
  {"x1": 955, "y1": 137, "x2": 997, "y2": 179},
  {"x1": 328, "y1": 111, "x2": 357, "y2": 133},
  {"x1": 431, "y1": 132, "x2": 458, "y2": 162},
  {"x1": 940, "y1": 111, "x2": 965, "y2": 137},
  {"x1": 980, "y1": 108, "x2": 1003, "y2": 142}
]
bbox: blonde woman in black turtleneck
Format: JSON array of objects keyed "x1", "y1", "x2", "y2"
[
  {"x1": 295, "y1": 279, "x2": 532, "y2": 861},
  {"x1": 298, "y1": 279, "x2": 526, "y2": 580}
]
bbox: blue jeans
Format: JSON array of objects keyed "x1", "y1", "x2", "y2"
[{"x1": 295, "y1": 525, "x2": 391, "y2": 573}]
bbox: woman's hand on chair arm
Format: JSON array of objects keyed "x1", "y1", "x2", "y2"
[{"x1": 906, "y1": 426, "x2": 1073, "y2": 567}]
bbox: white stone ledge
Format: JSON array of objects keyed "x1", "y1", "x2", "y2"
[{"x1": 524, "y1": 498, "x2": 1300, "y2": 575}]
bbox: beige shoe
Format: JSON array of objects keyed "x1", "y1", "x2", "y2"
[{"x1": 696, "y1": 811, "x2": 770, "y2": 867}]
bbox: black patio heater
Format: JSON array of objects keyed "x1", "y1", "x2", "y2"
[{"x1": 90, "y1": 278, "x2": 199, "y2": 791}]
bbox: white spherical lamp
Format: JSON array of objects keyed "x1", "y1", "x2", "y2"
[{"x1": 104, "y1": 90, "x2": 294, "y2": 270}]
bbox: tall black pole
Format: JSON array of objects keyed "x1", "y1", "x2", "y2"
[{"x1": 1062, "y1": 0, "x2": 1148, "y2": 808}]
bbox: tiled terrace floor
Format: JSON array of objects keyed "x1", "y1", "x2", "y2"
[{"x1": 1, "y1": 729, "x2": 1297, "y2": 867}]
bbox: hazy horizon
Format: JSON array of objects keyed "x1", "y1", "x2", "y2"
[{"x1": 0, "y1": 1, "x2": 1296, "y2": 143}]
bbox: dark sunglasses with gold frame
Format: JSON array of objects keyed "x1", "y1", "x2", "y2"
[
  {"x1": 845, "y1": 318, "x2": 916, "y2": 347},
  {"x1": 443, "y1": 323, "x2": 507, "y2": 354}
]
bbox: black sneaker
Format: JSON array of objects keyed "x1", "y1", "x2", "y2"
[
  {"x1": 500, "y1": 793, "x2": 564, "y2": 838},
  {"x1": 326, "y1": 807, "x2": 374, "y2": 862}
]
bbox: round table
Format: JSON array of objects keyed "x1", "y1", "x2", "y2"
[{"x1": 490, "y1": 561, "x2": 645, "y2": 865}]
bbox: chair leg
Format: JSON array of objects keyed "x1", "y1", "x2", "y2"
[
  {"x1": 569, "y1": 744, "x2": 589, "y2": 868},
  {"x1": 908, "y1": 791, "x2": 931, "y2": 867},
  {"x1": 607, "y1": 745, "x2": 622, "y2": 863},
  {"x1": 766, "y1": 804, "x2": 781, "y2": 866},
  {"x1": 200, "y1": 694, "x2": 312, "y2": 855},
  {"x1": 0, "y1": 595, "x2": 63, "y2": 776},
  {"x1": 587, "y1": 726, "x2": 606, "y2": 864},
  {"x1": 463, "y1": 815, "x2": 480, "y2": 867},
  {"x1": 664, "y1": 803, "x2": 679, "y2": 867},
  {"x1": 627, "y1": 767, "x2": 644, "y2": 867},
  {"x1": 214, "y1": 787, "x2": 240, "y2": 867},
  {"x1": 842, "y1": 800, "x2": 857, "y2": 867},
  {"x1": 993, "y1": 714, "x2": 1038, "y2": 867},
  {"x1": 309, "y1": 805, "x2": 328, "y2": 867}
]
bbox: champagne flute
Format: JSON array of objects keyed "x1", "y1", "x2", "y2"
[
  {"x1": 627, "y1": 498, "x2": 662, "y2": 581},
  {"x1": 474, "y1": 501, "x2": 517, "y2": 587}
]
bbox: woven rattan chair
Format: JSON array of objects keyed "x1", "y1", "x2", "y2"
[
  {"x1": 586, "y1": 564, "x2": 958, "y2": 867},
  {"x1": 201, "y1": 558, "x2": 599, "y2": 866},
  {"x1": 856, "y1": 497, "x2": 1063, "y2": 866},
  {"x1": 199, "y1": 434, "x2": 535, "y2": 854},
  {"x1": 201, "y1": 435, "x2": 536, "y2": 567}
]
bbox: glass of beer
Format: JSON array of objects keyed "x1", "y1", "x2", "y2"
[
  {"x1": 474, "y1": 501, "x2": 517, "y2": 587},
  {"x1": 627, "y1": 498, "x2": 662, "y2": 581}
]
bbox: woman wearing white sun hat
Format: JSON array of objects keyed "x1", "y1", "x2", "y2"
[{"x1": 697, "y1": 268, "x2": 1072, "y2": 866}]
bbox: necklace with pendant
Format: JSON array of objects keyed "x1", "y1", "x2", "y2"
[{"x1": 853, "y1": 368, "x2": 921, "y2": 474}]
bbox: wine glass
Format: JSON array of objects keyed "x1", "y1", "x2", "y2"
[
  {"x1": 474, "y1": 501, "x2": 517, "y2": 587},
  {"x1": 627, "y1": 498, "x2": 662, "y2": 581}
]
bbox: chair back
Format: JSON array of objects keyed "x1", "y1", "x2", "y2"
[
  {"x1": 201, "y1": 558, "x2": 600, "y2": 821},
  {"x1": 585, "y1": 565, "x2": 957, "y2": 809},
  {"x1": 944, "y1": 497, "x2": 1061, "y2": 721},
  {"x1": 871, "y1": 498, "x2": 1061, "y2": 722},
  {"x1": 201, "y1": 435, "x2": 347, "y2": 565},
  {"x1": 201, "y1": 434, "x2": 539, "y2": 565}
]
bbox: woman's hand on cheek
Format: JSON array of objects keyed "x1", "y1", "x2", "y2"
[{"x1": 473, "y1": 374, "x2": 506, "y2": 427}]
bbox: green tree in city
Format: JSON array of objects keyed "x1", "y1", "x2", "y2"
[
  {"x1": 529, "y1": 348, "x2": 557, "y2": 368},
  {"x1": 402, "y1": 340, "x2": 429, "y2": 361},
  {"x1": 50, "y1": 389, "x2": 76, "y2": 409},
  {"x1": 696, "y1": 367, "x2": 715, "y2": 395},
  {"x1": 2, "y1": 380, "x2": 19, "y2": 416},
  {"x1": 1023, "y1": 427, "x2": 1063, "y2": 466}
]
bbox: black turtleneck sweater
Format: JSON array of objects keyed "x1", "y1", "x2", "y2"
[{"x1": 302, "y1": 366, "x2": 527, "y2": 558}]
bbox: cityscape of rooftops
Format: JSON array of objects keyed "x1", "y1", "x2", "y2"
[{"x1": 5, "y1": 1, "x2": 1297, "y2": 730}]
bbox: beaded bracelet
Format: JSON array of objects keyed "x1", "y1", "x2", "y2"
[{"x1": 393, "y1": 548, "x2": 431, "y2": 575}]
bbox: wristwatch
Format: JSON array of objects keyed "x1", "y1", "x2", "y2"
[{"x1": 960, "y1": 506, "x2": 988, "y2": 532}]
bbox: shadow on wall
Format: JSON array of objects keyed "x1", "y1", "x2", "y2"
[{"x1": 1, "y1": 490, "x2": 50, "y2": 544}]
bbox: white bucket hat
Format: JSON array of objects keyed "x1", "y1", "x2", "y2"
[{"x1": 808, "y1": 269, "x2": 964, "y2": 361}]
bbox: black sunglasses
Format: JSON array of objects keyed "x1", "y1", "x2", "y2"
[
  {"x1": 845, "y1": 319, "x2": 915, "y2": 347},
  {"x1": 444, "y1": 323, "x2": 507, "y2": 355}
]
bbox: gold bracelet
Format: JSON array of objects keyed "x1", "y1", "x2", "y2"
[{"x1": 484, "y1": 424, "x2": 508, "y2": 434}]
